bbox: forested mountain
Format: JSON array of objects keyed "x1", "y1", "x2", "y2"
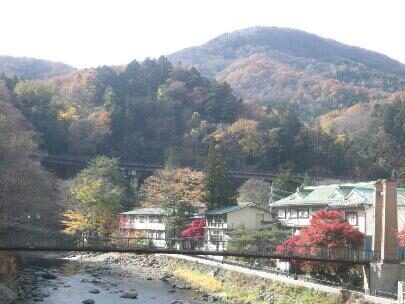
[
  {"x1": 1, "y1": 27, "x2": 404, "y2": 181},
  {"x1": 0, "y1": 56, "x2": 356, "y2": 178},
  {"x1": 0, "y1": 55, "x2": 74, "y2": 79},
  {"x1": 0, "y1": 82, "x2": 60, "y2": 227},
  {"x1": 169, "y1": 27, "x2": 405, "y2": 118}
]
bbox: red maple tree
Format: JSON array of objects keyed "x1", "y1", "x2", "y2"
[
  {"x1": 276, "y1": 210, "x2": 364, "y2": 283},
  {"x1": 119, "y1": 215, "x2": 128, "y2": 228},
  {"x1": 300, "y1": 210, "x2": 364, "y2": 248},
  {"x1": 180, "y1": 218, "x2": 205, "y2": 238},
  {"x1": 397, "y1": 227, "x2": 405, "y2": 246}
]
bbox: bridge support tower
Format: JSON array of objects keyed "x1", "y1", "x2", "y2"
[{"x1": 363, "y1": 179, "x2": 404, "y2": 296}]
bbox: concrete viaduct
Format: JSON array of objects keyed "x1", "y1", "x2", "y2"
[{"x1": 40, "y1": 154, "x2": 353, "y2": 188}]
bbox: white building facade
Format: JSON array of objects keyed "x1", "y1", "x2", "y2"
[{"x1": 119, "y1": 208, "x2": 168, "y2": 247}]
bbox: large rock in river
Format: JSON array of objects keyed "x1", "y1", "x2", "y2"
[
  {"x1": 88, "y1": 288, "x2": 100, "y2": 294},
  {"x1": 120, "y1": 292, "x2": 138, "y2": 299},
  {"x1": 41, "y1": 273, "x2": 57, "y2": 280}
]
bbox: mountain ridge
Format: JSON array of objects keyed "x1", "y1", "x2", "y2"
[
  {"x1": 168, "y1": 26, "x2": 405, "y2": 118},
  {"x1": 169, "y1": 26, "x2": 405, "y2": 76},
  {"x1": 0, "y1": 55, "x2": 74, "y2": 79}
]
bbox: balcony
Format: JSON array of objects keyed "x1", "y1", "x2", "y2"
[{"x1": 205, "y1": 222, "x2": 227, "y2": 229}]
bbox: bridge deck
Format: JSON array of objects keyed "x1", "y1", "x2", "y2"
[{"x1": 0, "y1": 233, "x2": 379, "y2": 265}]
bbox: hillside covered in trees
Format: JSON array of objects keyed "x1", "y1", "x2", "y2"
[
  {"x1": 0, "y1": 26, "x2": 404, "y2": 181},
  {"x1": 0, "y1": 55, "x2": 74, "y2": 80},
  {"x1": 0, "y1": 57, "x2": 360, "y2": 178},
  {"x1": 0, "y1": 82, "x2": 60, "y2": 228},
  {"x1": 169, "y1": 27, "x2": 405, "y2": 118}
]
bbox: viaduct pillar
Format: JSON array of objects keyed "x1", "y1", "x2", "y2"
[{"x1": 123, "y1": 169, "x2": 139, "y2": 189}]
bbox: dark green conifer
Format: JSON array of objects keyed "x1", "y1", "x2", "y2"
[{"x1": 203, "y1": 143, "x2": 236, "y2": 210}]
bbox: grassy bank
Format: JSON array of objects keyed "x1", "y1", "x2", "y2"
[{"x1": 166, "y1": 258, "x2": 363, "y2": 304}]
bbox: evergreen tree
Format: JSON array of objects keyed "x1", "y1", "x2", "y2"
[
  {"x1": 398, "y1": 165, "x2": 405, "y2": 187},
  {"x1": 165, "y1": 147, "x2": 180, "y2": 169},
  {"x1": 203, "y1": 143, "x2": 236, "y2": 209},
  {"x1": 272, "y1": 171, "x2": 300, "y2": 199}
]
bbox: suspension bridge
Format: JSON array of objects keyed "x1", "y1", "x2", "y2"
[{"x1": 0, "y1": 222, "x2": 379, "y2": 265}]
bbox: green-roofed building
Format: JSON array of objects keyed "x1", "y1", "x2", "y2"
[{"x1": 271, "y1": 180, "x2": 405, "y2": 252}]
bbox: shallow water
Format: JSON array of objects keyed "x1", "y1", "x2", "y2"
[{"x1": 0, "y1": 252, "x2": 201, "y2": 304}]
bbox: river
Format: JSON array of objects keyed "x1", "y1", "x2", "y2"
[{"x1": 0, "y1": 252, "x2": 202, "y2": 304}]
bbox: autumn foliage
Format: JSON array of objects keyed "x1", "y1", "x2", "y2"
[
  {"x1": 276, "y1": 210, "x2": 364, "y2": 283},
  {"x1": 180, "y1": 218, "x2": 205, "y2": 238},
  {"x1": 278, "y1": 210, "x2": 364, "y2": 251},
  {"x1": 397, "y1": 227, "x2": 405, "y2": 246}
]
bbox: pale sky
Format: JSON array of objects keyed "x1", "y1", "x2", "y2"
[{"x1": 0, "y1": 0, "x2": 404, "y2": 68}]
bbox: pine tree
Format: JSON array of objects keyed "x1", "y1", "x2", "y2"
[
  {"x1": 272, "y1": 171, "x2": 300, "y2": 199},
  {"x1": 204, "y1": 143, "x2": 236, "y2": 210},
  {"x1": 165, "y1": 147, "x2": 180, "y2": 169}
]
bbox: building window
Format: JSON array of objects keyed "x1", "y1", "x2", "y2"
[
  {"x1": 149, "y1": 216, "x2": 162, "y2": 223},
  {"x1": 298, "y1": 209, "x2": 309, "y2": 218},
  {"x1": 210, "y1": 230, "x2": 224, "y2": 242},
  {"x1": 208, "y1": 216, "x2": 224, "y2": 227},
  {"x1": 277, "y1": 209, "x2": 286, "y2": 218},
  {"x1": 147, "y1": 230, "x2": 163, "y2": 239},
  {"x1": 345, "y1": 212, "x2": 358, "y2": 226},
  {"x1": 288, "y1": 209, "x2": 298, "y2": 219},
  {"x1": 139, "y1": 216, "x2": 145, "y2": 223}
]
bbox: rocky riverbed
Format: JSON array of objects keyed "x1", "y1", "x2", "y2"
[
  {"x1": 1, "y1": 252, "x2": 374, "y2": 304},
  {"x1": 0, "y1": 252, "x2": 207, "y2": 304},
  {"x1": 68, "y1": 252, "x2": 222, "y2": 302}
]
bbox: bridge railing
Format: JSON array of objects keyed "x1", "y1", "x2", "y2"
[{"x1": 0, "y1": 232, "x2": 379, "y2": 263}]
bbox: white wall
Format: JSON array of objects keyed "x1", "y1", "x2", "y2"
[
  {"x1": 121, "y1": 215, "x2": 166, "y2": 231},
  {"x1": 398, "y1": 206, "x2": 405, "y2": 231}
]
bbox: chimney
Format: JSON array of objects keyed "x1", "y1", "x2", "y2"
[
  {"x1": 380, "y1": 179, "x2": 399, "y2": 263},
  {"x1": 372, "y1": 180, "x2": 383, "y2": 252},
  {"x1": 381, "y1": 179, "x2": 399, "y2": 263}
]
